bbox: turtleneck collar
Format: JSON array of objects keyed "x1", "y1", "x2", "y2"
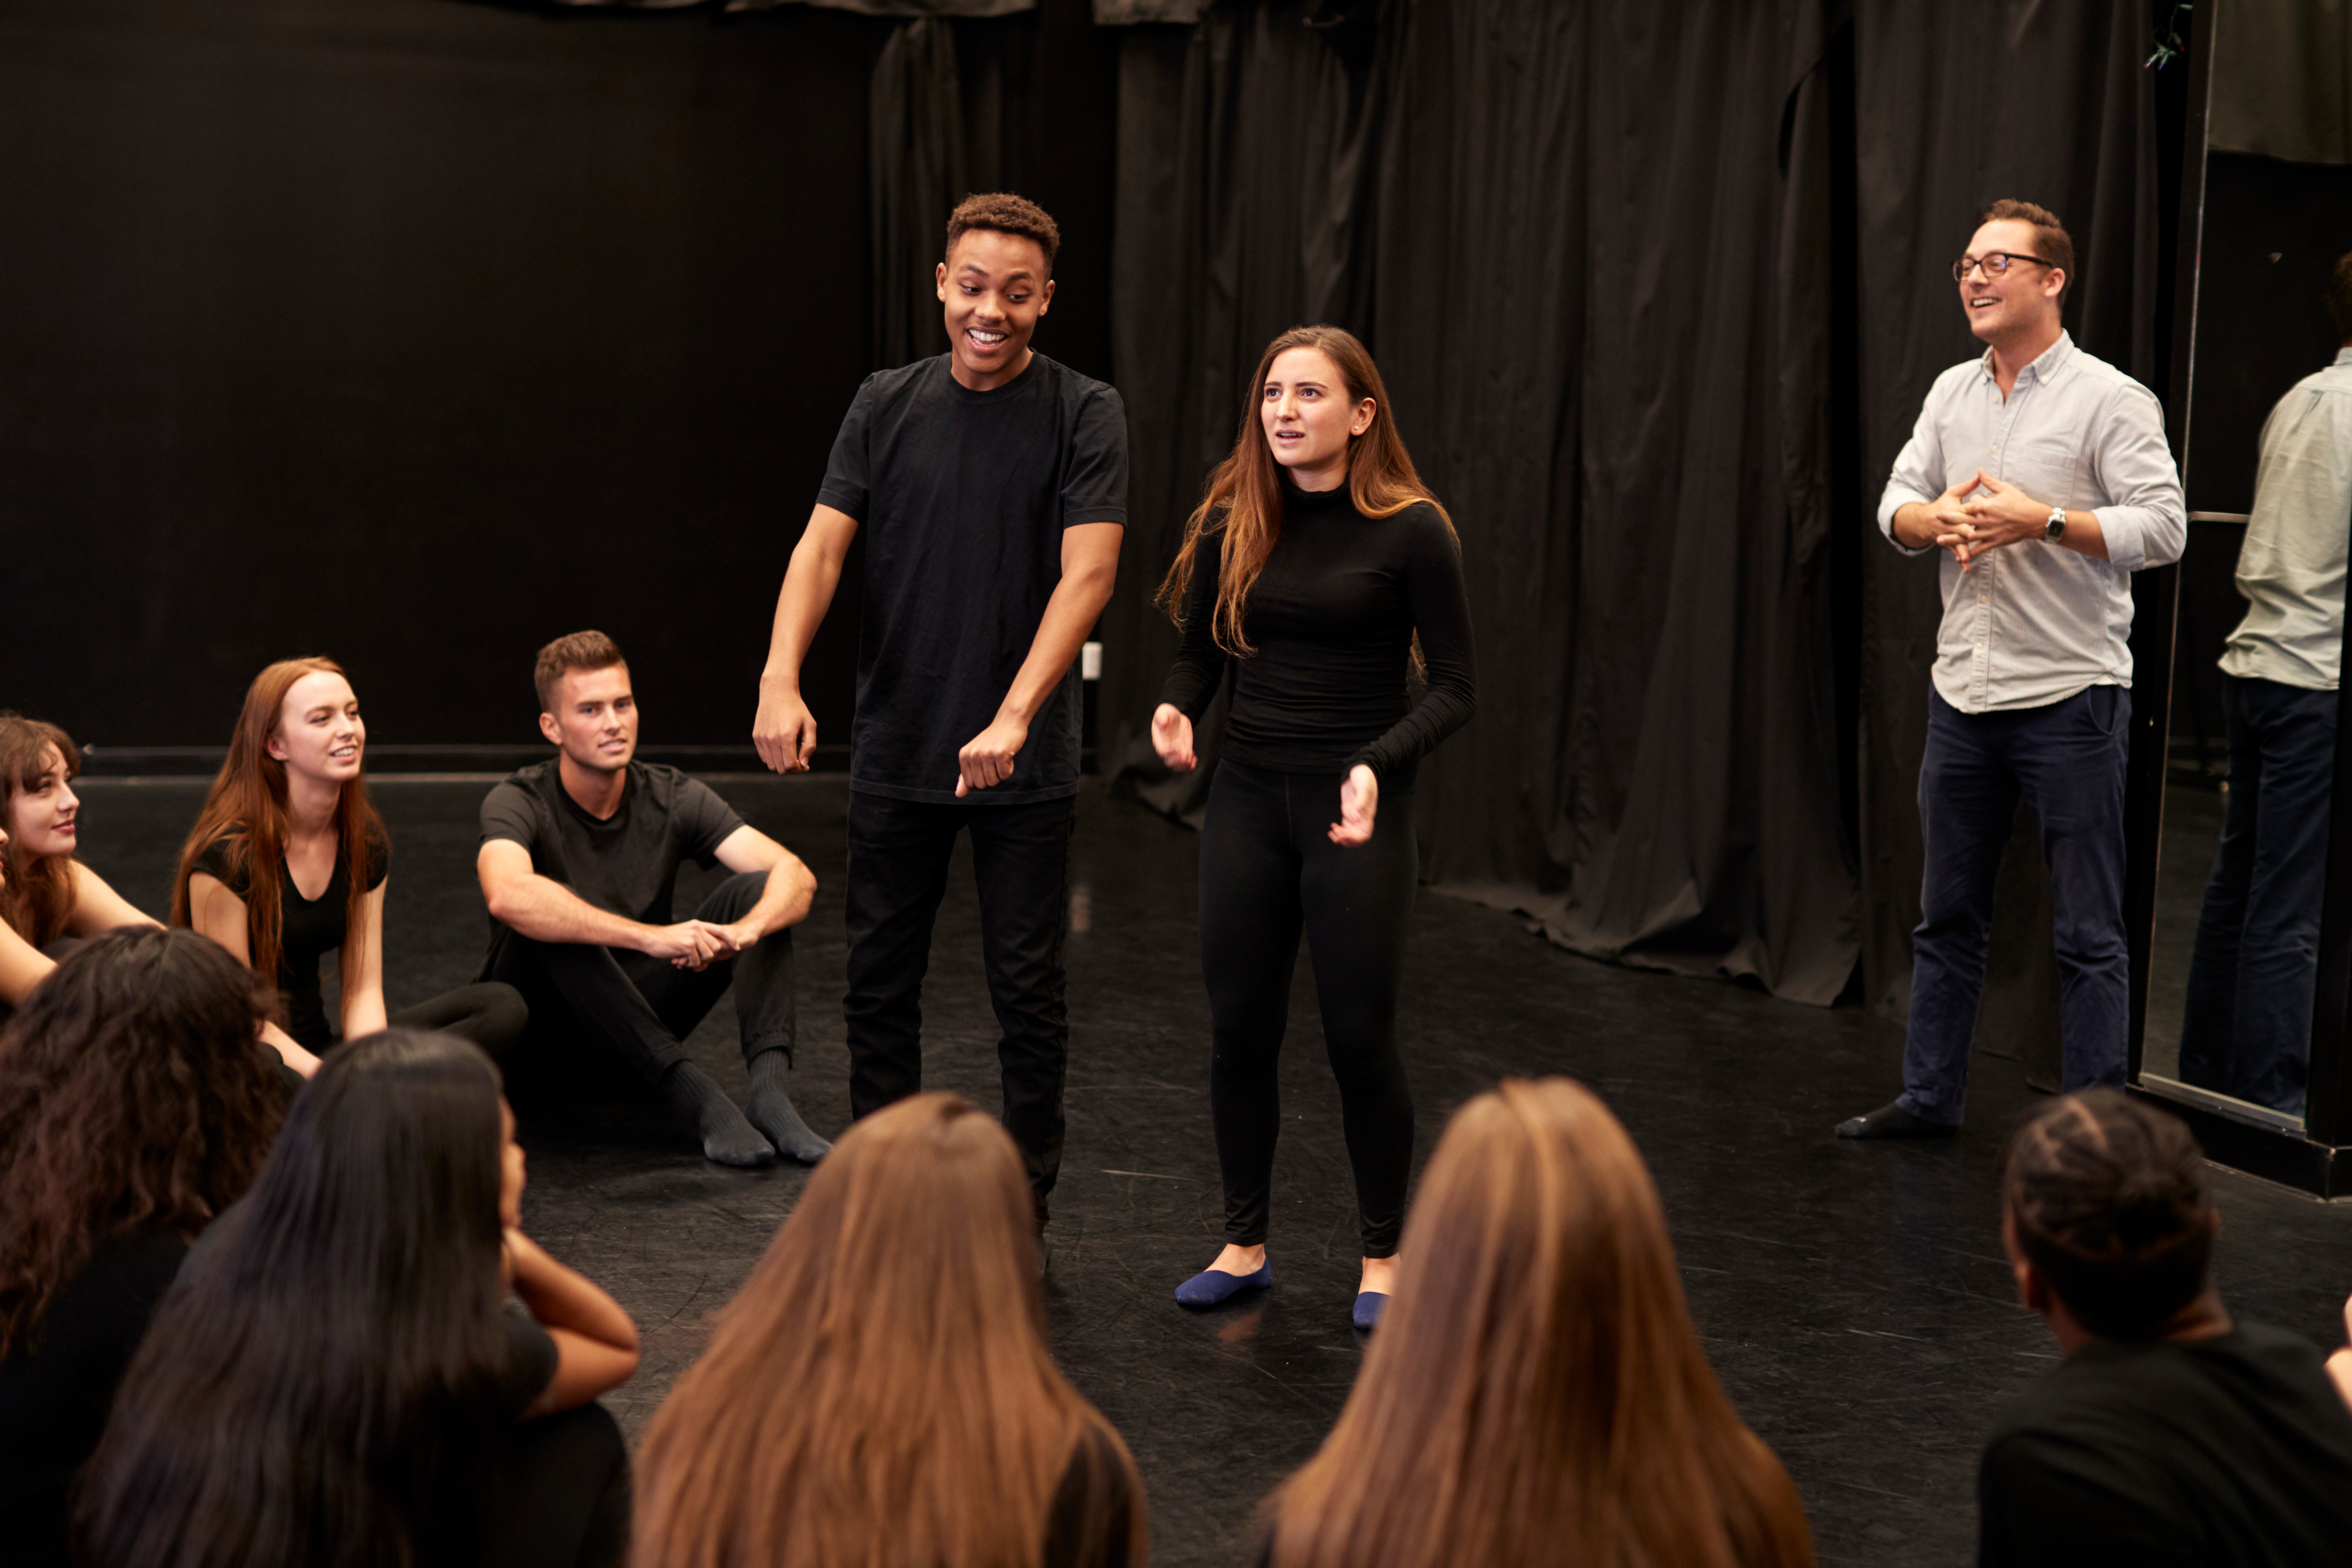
[{"x1": 1278, "y1": 472, "x2": 1357, "y2": 515}]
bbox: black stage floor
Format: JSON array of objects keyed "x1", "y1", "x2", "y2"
[{"x1": 73, "y1": 775, "x2": 2352, "y2": 1568}]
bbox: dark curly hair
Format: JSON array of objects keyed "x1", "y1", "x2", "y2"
[
  {"x1": 2002, "y1": 1089, "x2": 2213, "y2": 1340},
  {"x1": 0, "y1": 927, "x2": 283, "y2": 1359},
  {"x1": 945, "y1": 191, "x2": 1060, "y2": 277},
  {"x1": 2329, "y1": 249, "x2": 2352, "y2": 340}
]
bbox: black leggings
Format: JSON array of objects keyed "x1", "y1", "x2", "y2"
[{"x1": 1199, "y1": 760, "x2": 1418, "y2": 1257}]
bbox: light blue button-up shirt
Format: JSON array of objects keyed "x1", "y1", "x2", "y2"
[
  {"x1": 2220, "y1": 348, "x2": 2352, "y2": 691},
  {"x1": 1879, "y1": 332, "x2": 2187, "y2": 713}
]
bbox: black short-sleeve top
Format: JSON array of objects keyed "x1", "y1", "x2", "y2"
[
  {"x1": 191, "y1": 822, "x2": 389, "y2": 1052},
  {"x1": 816, "y1": 352, "x2": 1129, "y2": 805},
  {"x1": 476, "y1": 761, "x2": 744, "y2": 967}
]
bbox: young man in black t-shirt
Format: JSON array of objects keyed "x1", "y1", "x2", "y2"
[
  {"x1": 752, "y1": 193, "x2": 1126, "y2": 1226},
  {"x1": 1979, "y1": 1089, "x2": 2352, "y2": 1565},
  {"x1": 478, "y1": 631, "x2": 828, "y2": 1168}
]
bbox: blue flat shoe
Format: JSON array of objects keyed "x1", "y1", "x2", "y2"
[
  {"x1": 1352, "y1": 1291, "x2": 1388, "y2": 1331},
  {"x1": 1174, "y1": 1262, "x2": 1272, "y2": 1307}
]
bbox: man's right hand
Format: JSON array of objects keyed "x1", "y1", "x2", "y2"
[
  {"x1": 754, "y1": 684, "x2": 818, "y2": 775},
  {"x1": 1151, "y1": 703, "x2": 1197, "y2": 772},
  {"x1": 641, "y1": 920, "x2": 737, "y2": 970},
  {"x1": 1926, "y1": 469, "x2": 1993, "y2": 568}
]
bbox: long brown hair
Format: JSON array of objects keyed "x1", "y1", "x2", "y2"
[
  {"x1": 0, "y1": 928, "x2": 282, "y2": 1360},
  {"x1": 634, "y1": 1093, "x2": 1147, "y2": 1568},
  {"x1": 1266, "y1": 1079, "x2": 1815, "y2": 1568},
  {"x1": 0, "y1": 712, "x2": 82, "y2": 947},
  {"x1": 1157, "y1": 324, "x2": 1451, "y2": 657},
  {"x1": 169, "y1": 658, "x2": 383, "y2": 997}
]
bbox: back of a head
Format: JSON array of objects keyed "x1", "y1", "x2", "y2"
[
  {"x1": 79, "y1": 1029, "x2": 513, "y2": 1568},
  {"x1": 2003, "y1": 1090, "x2": 2214, "y2": 1340},
  {"x1": 2329, "y1": 249, "x2": 2352, "y2": 342},
  {"x1": 637, "y1": 1092, "x2": 1143, "y2": 1568},
  {"x1": 0, "y1": 927, "x2": 281, "y2": 1360},
  {"x1": 1268, "y1": 1078, "x2": 1812, "y2": 1568}
]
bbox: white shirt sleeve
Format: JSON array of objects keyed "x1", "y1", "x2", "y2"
[
  {"x1": 1878, "y1": 386, "x2": 1946, "y2": 556},
  {"x1": 2087, "y1": 383, "x2": 2186, "y2": 572}
]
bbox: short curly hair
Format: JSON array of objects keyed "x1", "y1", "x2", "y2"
[{"x1": 944, "y1": 192, "x2": 1060, "y2": 278}]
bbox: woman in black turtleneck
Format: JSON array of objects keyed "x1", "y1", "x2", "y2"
[{"x1": 1152, "y1": 325, "x2": 1476, "y2": 1332}]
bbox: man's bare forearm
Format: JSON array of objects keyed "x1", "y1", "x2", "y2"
[
  {"x1": 738, "y1": 857, "x2": 817, "y2": 940},
  {"x1": 996, "y1": 562, "x2": 1118, "y2": 725},
  {"x1": 1889, "y1": 500, "x2": 1940, "y2": 550},
  {"x1": 489, "y1": 871, "x2": 653, "y2": 951},
  {"x1": 761, "y1": 533, "x2": 849, "y2": 694}
]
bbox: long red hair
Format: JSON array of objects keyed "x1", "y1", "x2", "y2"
[
  {"x1": 0, "y1": 714, "x2": 81, "y2": 947},
  {"x1": 1157, "y1": 324, "x2": 1452, "y2": 656},
  {"x1": 634, "y1": 1093, "x2": 1147, "y2": 1568},
  {"x1": 170, "y1": 659, "x2": 383, "y2": 1004},
  {"x1": 1266, "y1": 1079, "x2": 1815, "y2": 1568}
]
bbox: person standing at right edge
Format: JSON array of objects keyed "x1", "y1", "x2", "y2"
[
  {"x1": 2178, "y1": 252, "x2": 2352, "y2": 1116},
  {"x1": 753, "y1": 193, "x2": 1126, "y2": 1238},
  {"x1": 1839, "y1": 200, "x2": 2185, "y2": 1140},
  {"x1": 1153, "y1": 325, "x2": 1476, "y2": 1330}
]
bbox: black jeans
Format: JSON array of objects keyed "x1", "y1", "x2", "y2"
[
  {"x1": 1199, "y1": 761, "x2": 1418, "y2": 1258},
  {"x1": 2180, "y1": 674, "x2": 2337, "y2": 1115},
  {"x1": 483, "y1": 871, "x2": 795, "y2": 1083},
  {"x1": 844, "y1": 790, "x2": 1074, "y2": 1216},
  {"x1": 1902, "y1": 686, "x2": 2132, "y2": 1125}
]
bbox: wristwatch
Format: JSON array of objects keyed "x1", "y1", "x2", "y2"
[{"x1": 2043, "y1": 505, "x2": 2068, "y2": 542}]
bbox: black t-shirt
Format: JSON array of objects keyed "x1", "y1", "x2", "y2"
[
  {"x1": 477, "y1": 761, "x2": 742, "y2": 964},
  {"x1": 0, "y1": 1227, "x2": 188, "y2": 1568},
  {"x1": 191, "y1": 823, "x2": 391, "y2": 1051},
  {"x1": 1979, "y1": 1320, "x2": 2352, "y2": 1567},
  {"x1": 1161, "y1": 479, "x2": 1476, "y2": 783},
  {"x1": 818, "y1": 352, "x2": 1128, "y2": 805}
]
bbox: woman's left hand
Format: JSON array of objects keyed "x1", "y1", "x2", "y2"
[{"x1": 1329, "y1": 766, "x2": 1379, "y2": 846}]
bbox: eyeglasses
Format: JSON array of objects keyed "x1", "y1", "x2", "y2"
[{"x1": 1953, "y1": 252, "x2": 2055, "y2": 283}]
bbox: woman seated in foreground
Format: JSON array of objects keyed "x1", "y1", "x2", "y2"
[
  {"x1": 79, "y1": 1029, "x2": 640, "y2": 1568},
  {"x1": 0, "y1": 713, "x2": 162, "y2": 1009},
  {"x1": 634, "y1": 1092, "x2": 1147, "y2": 1568},
  {"x1": 0, "y1": 929, "x2": 286, "y2": 1568},
  {"x1": 1262, "y1": 1077, "x2": 1815, "y2": 1568},
  {"x1": 173, "y1": 658, "x2": 526, "y2": 1075}
]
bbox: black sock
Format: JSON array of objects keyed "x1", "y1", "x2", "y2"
[
  {"x1": 659, "y1": 1061, "x2": 775, "y2": 1168},
  {"x1": 745, "y1": 1048, "x2": 831, "y2": 1163}
]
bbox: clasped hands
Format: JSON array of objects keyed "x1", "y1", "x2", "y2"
[
  {"x1": 1151, "y1": 703, "x2": 1379, "y2": 846},
  {"x1": 643, "y1": 917, "x2": 760, "y2": 971},
  {"x1": 1926, "y1": 469, "x2": 2050, "y2": 571}
]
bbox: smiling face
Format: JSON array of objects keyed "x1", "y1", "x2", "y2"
[
  {"x1": 936, "y1": 228, "x2": 1054, "y2": 391},
  {"x1": 540, "y1": 663, "x2": 638, "y2": 776},
  {"x1": 266, "y1": 671, "x2": 366, "y2": 787},
  {"x1": 1260, "y1": 347, "x2": 1375, "y2": 490},
  {"x1": 7, "y1": 744, "x2": 83, "y2": 860},
  {"x1": 1959, "y1": 218, "x2": 2065, "y2": 348}
]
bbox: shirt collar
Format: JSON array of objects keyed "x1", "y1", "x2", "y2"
[
  {"x1": 1978, "y1": 329, "x2": 2075, "y2": 388},
  {"x1": 2335, "y1": 346, "x2": 2352, "y2": 367}
]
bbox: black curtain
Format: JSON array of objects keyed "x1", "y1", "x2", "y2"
[
  {"x1": 0, "y1": 0, "x2": 879, "y2": 755},
  {"x1": 1097, "y1": 0, "x2": 1860, "y2": 1004},
  {"x1": 1852, "y1": 1, "x2": 2164, "y2": 1059}
]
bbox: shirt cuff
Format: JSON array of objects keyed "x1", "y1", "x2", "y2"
[
  {"x1": 1879, "y1": 490, "x2": 1935, "y2": 555},
  {"x1": 2093, "y1": 506, "x2": 2146, "y2": 572}
]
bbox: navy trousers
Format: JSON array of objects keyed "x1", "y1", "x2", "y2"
[
  {"x1": 1899, "y1": 685, "x2": 2132, "y2": 1125},
  {"x1": 2179, "y1": 674, "x2": 2336, "y2": 1115}
]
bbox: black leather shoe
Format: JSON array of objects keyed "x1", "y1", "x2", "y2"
[{"x1": 1835, "y1": 1099, "x2": 1960, "y2": 1139}]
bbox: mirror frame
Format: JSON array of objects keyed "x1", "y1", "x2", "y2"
[{"x1": 2127, "y1": 0, "x2": 2352, "y2": 1195}]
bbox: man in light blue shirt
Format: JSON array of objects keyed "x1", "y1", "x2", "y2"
[
  {"x1": 1841, "y1": 199, "x2": 2186, "y2": 1139},
  {"x1": 2181, "y1": 253, "x2": 2352, "y2": 1115}
]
